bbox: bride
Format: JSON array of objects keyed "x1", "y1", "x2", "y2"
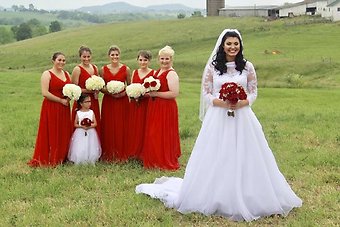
[{"x1": 135, "y1": 29, "x2": 302, "y2": 222}]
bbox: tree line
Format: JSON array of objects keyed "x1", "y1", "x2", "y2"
[
  {"x1": 0, "y1": 19, "x2": 61, "y2": 44},
  {"x1": 0, "y1": 3, "x2": 102, "y2": 45},
  {"x1": 0, "y1": 4, "x2": 203, "y2": 44}
]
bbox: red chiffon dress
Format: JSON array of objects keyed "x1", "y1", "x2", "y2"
[
  {"x1": 28, "y1": 71, "x2": 72, "y2": 167},
  {"x1": 125, "y1": 69, "x2": 154, "y2": 160},
  {"x1": 141, "y1": 69, "x2": 181, "y2": 170},
  {"x1": 71, "y1": 64, "x2": 101, "y2": 138},
  {"x1": 100, "y1": 65, "x2": 130, "y2": 162}
]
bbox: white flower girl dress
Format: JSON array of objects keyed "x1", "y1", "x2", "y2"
[{"x1": 68, "y1": 110, "x2": 101, "y2": 164}]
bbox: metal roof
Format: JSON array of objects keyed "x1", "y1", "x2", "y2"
[
  {"x1": 327, "y1": 0, "x2": 340, "y2": 7},
  {"x1": 222, "y1": 5, "x2": 279, "y2": 10}
]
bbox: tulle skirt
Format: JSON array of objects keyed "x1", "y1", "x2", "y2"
[
  {"x1": 68, "y1": 128, "x2": 101, "y2": 164},
  {"x1": 136, "y1": 106, "x2": 302, "y2": 221}
]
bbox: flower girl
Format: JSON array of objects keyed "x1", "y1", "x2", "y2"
[{"x1": 68, "y1": 93, "x2": 101, "y2": 164}]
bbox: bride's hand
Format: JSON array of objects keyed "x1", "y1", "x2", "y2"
[
  {"x1": 213, "y1": 99, "x2": 229, "y2": 108},
  {"x1": 229, "y1": 102, "x2": 236, "y2": 110},
  {"x1": 234, "y1": 100, "x2": 249, "y2": 110}
]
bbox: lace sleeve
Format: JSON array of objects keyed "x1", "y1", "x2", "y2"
[
  {"x1": 246, "y1": 62, "x2": 257, "y2": 106},
  {"x1": 199, "y1": 63, "x2": 215, "y2": 121},
  {"x1": 202, "y1": 63, "x2": 215, "y2": 105}
]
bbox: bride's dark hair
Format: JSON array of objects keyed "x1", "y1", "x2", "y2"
[{"x1": 212, "y1": 31, "x2": 246, "y2": 75}]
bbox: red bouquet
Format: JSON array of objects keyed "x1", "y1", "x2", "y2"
[
  {"x1": 80, "y1": 118, "x2": 92, "y2": 127},
  {"x1": 143, "y1": 76, "x2": 160, "y2": 101},
  {"x1": 143, "y1": 76, "x2": 161, "y2": 92},
  {"x1": 219, "y1": 82, "x2": 247, "y2": 117},
  {"x1": 80, "y1": 118, "x2": 92, "y2": 136}
]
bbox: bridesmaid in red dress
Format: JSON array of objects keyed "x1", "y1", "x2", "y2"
[
  {"x1": 71, "y1": 46, "x2": 101, "y2": 137},
  {"x1": 28, "y1": 52, "x2": 72, "y2": 167},
  {"x1": 126, "y1": 50, "x2": 154, "y2": 160},
  {"x1": 141, "y1": 46, "x2": 181, "y2": 170},
  {"x1": 100, "y1": 45, "x2": 131, "y2": 162}
]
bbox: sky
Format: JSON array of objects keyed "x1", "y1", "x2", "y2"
[{"x1": 0, "y1": 0, "x2": 302, "y2": 10}]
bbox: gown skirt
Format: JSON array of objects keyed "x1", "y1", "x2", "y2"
[
  {"x1": 68, "y1": 128, "x2": 101, "y2": 164},
  {"x1": 136, "y1": 105, "x2": 302, "y2": 221},
  {"x1": 125, "y1": 69, "x2": 154, "y2": 160},
  {"x1": 125, "y1": 97, "x2": 149, "y2": 159},
  {"x1": 141, "y1": 97, "x2": 181, "y2": 170},
  {"x1": 140, "y1": 66, "x2": 181, "y2": 170},
  {"x1": 100, "y1": 64, "x2": 129, "y2": 162},
  {"x1": 100, "y1": 94, "x2": 129, "y2": 162},
  {"x1": 28, "y1": 71, "x2": 72, "y2": 167}
]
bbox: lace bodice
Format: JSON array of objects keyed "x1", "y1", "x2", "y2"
[{"x1": 202, "y1": 61, "x2": 257, "y2": 107}]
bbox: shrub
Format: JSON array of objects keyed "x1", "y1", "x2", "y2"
[{"x1": 286, "y1": 73, "x2": 303, "y2": 88}]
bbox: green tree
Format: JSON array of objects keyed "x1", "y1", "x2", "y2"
[
  {"x1": 177, "y1": 13, "x2": 186, "y2": 19},
  {"x1": 29, "y1": 4, "x2": 35, "y2": 11},
  {"x1": 18, "y1": 5, "x2": 26, "y2": 12},
  {"x1": 32, "y1": 25, "x2": 47, "y2": 37},
  {"x1": 0, "y1": 27, "x2": 14, "y2": 44},
  {"x1": 11, "y1": 26, "x2": 18, "y2": 35},
  {"x1": 27, "y1": 18, "x2": 47, "y2": 37},
  {"x1": 11, "y1": 5, "x2": 19, "y2": 12},
  {"x1": 191, "y1": 11, "x2": 203, "y2": 17},
  {"x1": 27, "y1": 18, "x2": 40, "y2": 27},
  {"x1": 15, "y1": 23, "x2": 32, "y2": 41},
  {"x1": 49, "y1": 20, "x2": 62, "y2": 32}
]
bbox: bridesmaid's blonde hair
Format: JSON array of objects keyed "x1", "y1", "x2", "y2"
[{"x1": 158, "y1": 45, "x2": 174, "y2": 57}]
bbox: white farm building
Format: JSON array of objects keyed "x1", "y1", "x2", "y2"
[{"x1": 206, "y1": 0, "x2": 340, "y2": 21}]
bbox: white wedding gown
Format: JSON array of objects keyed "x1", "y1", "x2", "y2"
[{"x1": 136, "y1": 61, "x2": 302, "y2": 222}]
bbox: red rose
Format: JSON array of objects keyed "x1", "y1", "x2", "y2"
[
  {"x1": 150, "y1": 81, "x2": 157, "y2": 87},
  {"x1": 80, "y1": 118, "x2": 92, "y2": 127},
  {"x1": 219, "y1": 82, "x2": 247, "y2": 104}
]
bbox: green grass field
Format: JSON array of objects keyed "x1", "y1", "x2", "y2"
[{"x1": 0, "y1": 16, "x2": 339, "y2": 226}]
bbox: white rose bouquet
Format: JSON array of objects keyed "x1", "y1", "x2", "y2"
[
  {"x1": 106, "y1": 80, "x2": 125, "y2": 94},
  {"x1": 85, "y1": 75, "x2": 105, "y2": 99},
  {"x1": 85, "y1": 75, "x2": 105, "y2": 91},
  {"x1": 126, "y1": 83, "x2": 146, "y2": 101},
  {"x1": 62, "y1": 84, "x2": 82, "y2": 101},
  {"x1": 142, "y1": 77, "x2": 161, "y2": 92}
]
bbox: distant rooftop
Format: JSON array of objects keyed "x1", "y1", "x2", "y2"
[
  {"x1": 222, "y1": 5, "x2": 279, "y2": 10},
  {"x1": 279, "y1": 0, "x2": 328, "y2": 9}
]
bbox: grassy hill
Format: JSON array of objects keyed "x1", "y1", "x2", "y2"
[
  {"x1": 0, "y1": 16, "x2": 339, "y2": 226},
  {"x1": 0, "y1": 16, "x2": 339, "y2": 88}
]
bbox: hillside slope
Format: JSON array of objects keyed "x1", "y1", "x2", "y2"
[{"x1": 0, "y1": 16, "x2": 339, "y2": 88}]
